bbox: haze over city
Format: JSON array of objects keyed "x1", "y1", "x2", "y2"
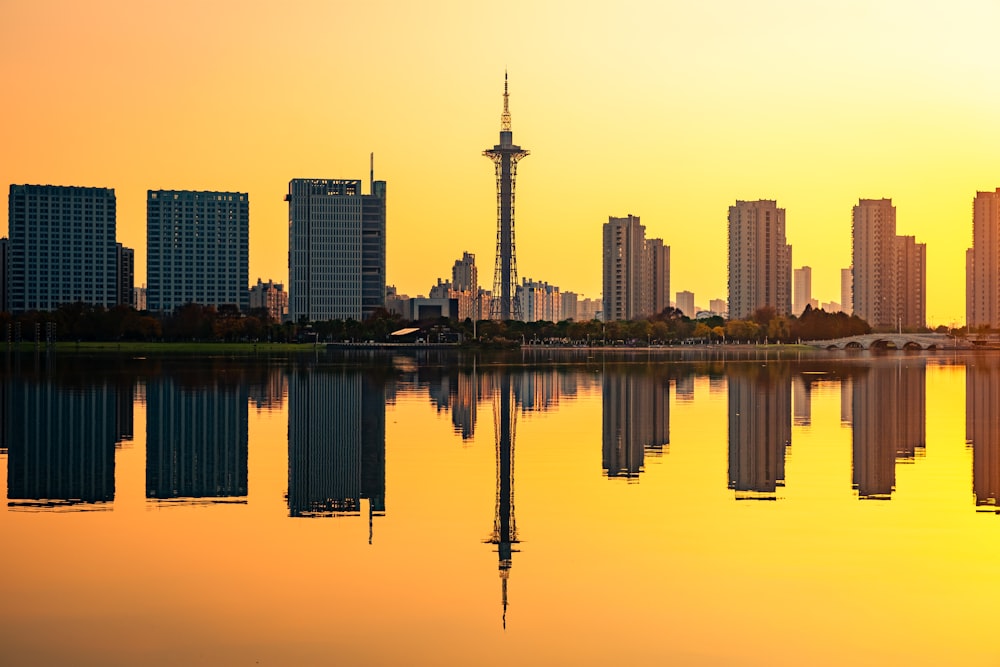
[{"x1": 4, "y1": 1, "x2": 1000, "y2": 325}]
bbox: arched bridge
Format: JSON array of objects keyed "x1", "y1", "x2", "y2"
[{"x1": 806, "y1": 333, "x2": 965, "y2": 350}]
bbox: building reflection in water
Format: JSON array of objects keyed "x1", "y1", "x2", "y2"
[
  {"x1": 851, "y1": 360, "x2": 926, "y2": 499},
  {"x1": 486, "y1": 372, "x2": 517, "y2": 629},
  {"x1": 727, "y1": 363, "x2": 791, "y2": 500},
  {"x1": 966, "y1": 357, "x2": 1000, "y2": 511},
  {"x1": 146, "y1": 376, "x2": 249, "y2": 504},
  {"x1": 602, "y1": 369, "x2": 670, "y2": 480},
  {"x1": 5, "y1": 377, "x2": 125, "y2": 510},
  {"x1": 249, "y1": 367, "x2": 287, "y2": 412},
  {"x1": 287, "y1": 368, "x2": 386, "y2": 536}
]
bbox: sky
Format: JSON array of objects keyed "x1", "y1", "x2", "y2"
[{"x1": 3, "y1": 0, "x2": 1000, "y2": 325}]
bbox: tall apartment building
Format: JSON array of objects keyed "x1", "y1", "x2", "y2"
[
  {"x1": 249, "y1": 278, "x2": 288, "y2": 322},
  {"x1": 146, "y1": 190, "x2": 249, "y2": 314},
  {"x1": 7, "y1": 184, "x2": 118, "y2": 312},
  {"x1": 709, "y1": 298, "x2": 728, "y2": 317},
  {"x1": 792, "y1": 266, "x2": 812, "y2": 316},
  {"x1": 517, "y1": 278, "x2": 561, "y2": 322},
  {"x1": 896, "y1": 236, "x2": 926, "y2": 329},
  {"x1": 602, "y1": 214, "x2": 669, "y2": 321},
  {"x1": 116, "y1": 243, "x2": 134, "y2": 308},
  {"x1": 841, "y1": 267, "x2": 853, "y2": 314},
  {"x1": 968, "y1": 189, "x2": 1000, "y2": 330},
  {"x1": 287, "y1": 174, "x2": 386, "y2": 322},
  {"x1": 852, "y1": 199, "x2": 897, "y2": 329},
  {"x1": 852, "y1": 198, "x2": 925, "y2": 330},
  {"x1": 452, "y1": 251, "x2": 477, "y2": 292},
  {"x1": 727, "y1": 200, "x2": 792, "y2": 320}
]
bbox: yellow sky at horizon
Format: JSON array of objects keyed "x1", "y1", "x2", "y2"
[{"x1": 3, "y1": 0, "x2": 1000, "y2": 325}]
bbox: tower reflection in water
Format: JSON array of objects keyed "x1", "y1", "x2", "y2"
[
  {"x1": 4, "y1": 370, "x2": 132, "y2": 510},
  {"x1": 145, "y1": 374, "x2": 249, "y2": 504},
  {"x1": 486, "y1": 372, "x2": 517, "y2": 629},
  {"x1": 727, "y1": 363, "x2": 791, "y2": 500},
  {"x1": 286, "y1": 368, "x2": 386, "y2": 539}
]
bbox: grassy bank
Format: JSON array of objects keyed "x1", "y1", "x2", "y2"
[{"x1": 3, "y1": 341, "x2": 322, "y2": 354}]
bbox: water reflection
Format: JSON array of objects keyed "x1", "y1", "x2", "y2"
[
  {"x1": 286, "y1": 368, "x2": 387, "y2": 529},
  {"x1": 5, "y1": 377, "x2": 127, "y2": 510},
  {"x1": 727, "y1": 363, "x2": 791, "y2": 500},
  {"x1": 602, "y1": 369, "x2": 670, "y2": 480},
  {"x1": 488, "y1": 373, "x2": 518, "y2": 629},
  {"x1": 851, "y1": 360, "x2": 926, "y2": 499},
  {"x1": 146, "y1": 376, "x2": 249, "y2": 505},
  {"x1": 966, "y1": 357, "x2": 1000, "y2": 511}
]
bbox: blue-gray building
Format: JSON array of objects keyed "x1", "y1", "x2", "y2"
[
  {"x1": 286, "y1": 172, "x2": 386, "y2": 322},
  {"x1": 146, "y1": 190, "x2": 249, "y2": 314},
  {"x1": 0, "y1": 236, "x2": 7, "y2": 313},
  {"x1": 7, "y1": 184, "x2": 118, "y2": 312}
]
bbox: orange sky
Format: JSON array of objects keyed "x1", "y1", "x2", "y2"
[{"x1": 3, "y1": 1, "x2": 1000, "y2": 325}]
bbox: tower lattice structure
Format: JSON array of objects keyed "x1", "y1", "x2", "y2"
[{"x1": 484, "y1": 73, "x2": 529, "y2": 321}]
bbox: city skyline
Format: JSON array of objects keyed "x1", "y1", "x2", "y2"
[{"x1": 5, "y1": 2, "x2": 1000, "y2": 325}]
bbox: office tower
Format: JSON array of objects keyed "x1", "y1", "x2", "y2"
[
  {"x1": 603, "y1": 214, "x2": 670, "y2": 321},
  {"x1": 646, "y1": 238, "x2": 670, "y2": 317},
  {"x1": 287, "y1": 168, "x2": 387, "y2": 322},
  {"x1": 484, "y1": 74, "x2": 529, "y2": 321},
  {"x1": 728, "y1": 364, "x2": 791, "y2": 499},
  {"x1": 852, "y1": 198, "x2": 897, "y2": 329},
  {"x1": 727, "y1": 200, "x2": 792, "y2": 320},
  {"x1": 793, "y1": 266, "x2": 812, "y2": 316},
  {"x1": 676, "y1": 290, "x2": 695, "y2": 318},
  {"x1": 895, "y1": 235, "x2": 926, "y2": 329},
  {"x1": 968, "y1": 188, "x2": 1000, "y2": 330},
  {"x1": 146, "y1": 377, "x2": 249, "y2": 503},
  {"x1": 249, "y1": 278, "x2": 288, "y2": 322},
  {"x1": 0, "y1": 237, "x2": 7, "y2": 313},
  {"x1": 709, "y1": 298, "x2": 728, "y2": 316},
  {"x1": 116, "y1": 243, "x2": 134, "y2": 308},
  {"x1": 146, "y1": 190, "x2": 249, "y2": 314},
  {"x1": 841, "y1": 267, "x2": 853, "y2": 314},
  {"x1": 7, "y1": 184, "x2": 118, "y2": 312}
]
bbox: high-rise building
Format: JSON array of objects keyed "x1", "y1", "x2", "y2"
[
  {"x1": 841, "y1": 267, "x2": 853, "y2": 314},
  {"x1": 147, "y1": 190, "x2": 249, "y2": 314},
  {"x1": 134, "y1": 285, "x2": 147, "y2": 311},
  {"x1": 727, "y1": 200, "x2": 792, "y2": 320},
  {"x1": 895, "y1": 235, "x2": 926, "y2": 329},
  {"x1": 646, "y1": 238, "x2": 670, "y2": 318},
  {"x1": 8, "y1": 184, "x2": 118, "y2": 312},
  {"x1": 602, "y1": 214, "x2": 669, "y2": 321},
  {"x1": 0, "y1": 237, "x2": 7, "y2": 313},
  {"x1": 852, "y1": 198, "x2": 897, "y2": 329},
  {"x1": 287, "y1": 171, "x2": 386, "y2": 322},
  {"x1": 676, "y1": 290, "x2": 695, "y2": 318},
  {"x1": 485, "y1": 74, "x2": 529, "y2": 321},
  {"x1": 249, "y1": 278, "x2": 288, "y2": 322},
  {"x1": 793, "y1": 266, "x2": 812, "y2": 316},
  {"x1": 709, "y1": 298, "x2": 728, "y2": 317},
  {"x1": 116, "y1": 243, "x2": 134, "y2": 308},
  {"x1": 517, "y1": 278, "x2": 561, "y2": 322},
  {"x1": 968, "y1": 189, "x2": 1000, "y2": 330}
]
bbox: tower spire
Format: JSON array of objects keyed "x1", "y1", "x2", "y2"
[{"x1": 501, "y1": 70, "x2": 511, "y2": 132}]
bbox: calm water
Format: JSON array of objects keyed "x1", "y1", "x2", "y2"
[{"x1": 2, "y1": 349, "x2": 999, "y2": 665}]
